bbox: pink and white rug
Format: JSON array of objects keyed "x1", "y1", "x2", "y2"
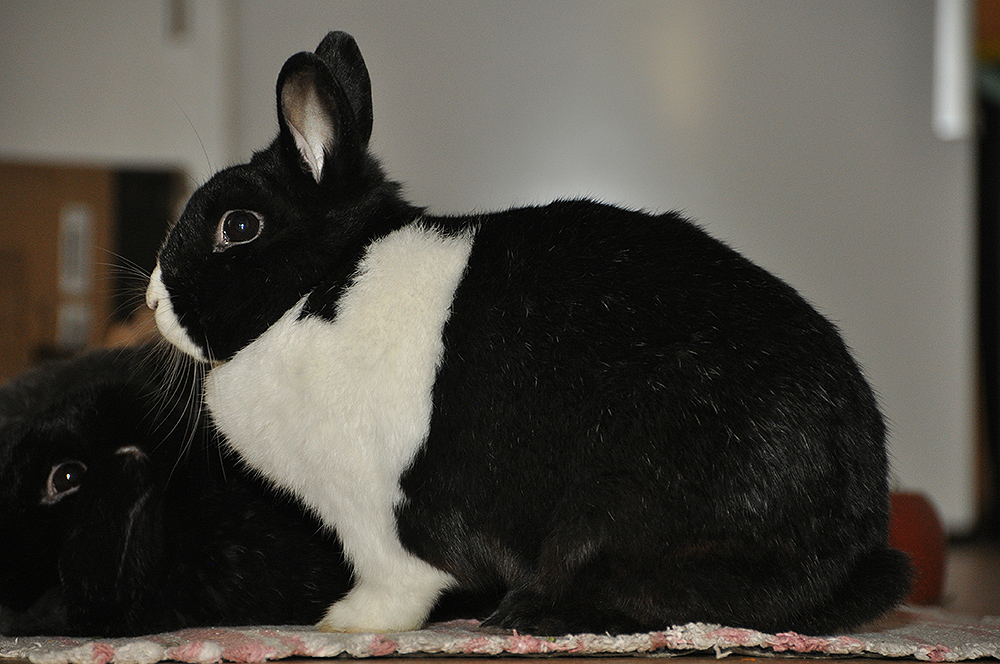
[{"x1": 2, "y1": 607, "x2": 998, "y2": 664}]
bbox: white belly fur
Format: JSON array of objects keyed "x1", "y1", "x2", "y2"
[{"x1": 204, "y1": 223, "x2": 474, "y2": 632}]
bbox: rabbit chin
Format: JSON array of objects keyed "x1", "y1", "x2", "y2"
[{"x1": 146, "y1": 264, "x2": 209, "y2": 362}]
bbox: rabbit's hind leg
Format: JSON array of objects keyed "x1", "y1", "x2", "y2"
[{"x1": 481, "y1": 548, "x2": 661, "y2": 636}]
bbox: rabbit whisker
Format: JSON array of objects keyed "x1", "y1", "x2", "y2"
[{"x1": 117, "y1": 489, "x2": 153, "y2": 585}]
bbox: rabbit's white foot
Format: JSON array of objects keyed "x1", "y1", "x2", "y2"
[{"x1": 317, "y1": 571, "x2": 453, "y2": 633}]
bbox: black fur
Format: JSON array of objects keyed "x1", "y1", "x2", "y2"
[
  {"x1": 152, "y1": 31, "x2": 911, "y2": 635},
  {"x1": 403, "y1": 201, "x2": 908, "y2": 634},
  {"x1": 0, "y1": 347, "x2": 353, "y2": 636}
]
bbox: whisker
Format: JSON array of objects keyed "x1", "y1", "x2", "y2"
[
  {"x1": 172, "y1": 98, "x2": 214, "y2": 176},
  {"x1": 94, "y1": 251, "x2": 161, "y2": 348},
  {"x1": 116, "y1": 488, "x2": 154, "y2": 584},
  {"x1": 137, "y1": 340, "x2": 204, "y2": 486},
  {"x1": 202, "y1": 343, "x2": 226, "y2": 480}
]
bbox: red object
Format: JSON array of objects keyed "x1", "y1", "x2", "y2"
[{"x1": 888, "y1": 492, "x2": 946, "y2": 605}]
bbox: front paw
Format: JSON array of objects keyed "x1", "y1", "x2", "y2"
[{"x1": 316, "y1": 584, "x2": 431, "y2": 633}]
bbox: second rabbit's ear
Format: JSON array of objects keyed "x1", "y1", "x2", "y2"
[{"x1": 276, "y1": 32, "x2": 371, "y2": 185}]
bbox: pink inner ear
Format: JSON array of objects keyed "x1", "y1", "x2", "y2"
[{"x1": 281, "y1": 74, "x2": 336, "y2": 183}]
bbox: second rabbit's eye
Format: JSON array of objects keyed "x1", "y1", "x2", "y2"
[
  {"x1": 215, "y1": 210, "x2": 263, "y2": 251},
  {"x1": 42, "y1": 460, "x2": 87, "y2": 505}
]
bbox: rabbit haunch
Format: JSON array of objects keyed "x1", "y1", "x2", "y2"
[{"x1": 149, "y1": 222, "x2": 473, "y2": 632}]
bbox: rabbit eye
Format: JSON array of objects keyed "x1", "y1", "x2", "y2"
[
  {"x1": 42, "y1": 461, "x2": 87, "y2": 505},
  {"x1": 215, "y1": 210, "x2": 263, "y2": 251}
]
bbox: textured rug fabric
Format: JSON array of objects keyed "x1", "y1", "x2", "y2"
[{"x1": 1, "y1": 607, "x2": 998, "y2": 663}]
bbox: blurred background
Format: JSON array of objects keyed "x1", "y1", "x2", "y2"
[{"x1": 0, "y1": 0, "x2": 992, "y2": 548}]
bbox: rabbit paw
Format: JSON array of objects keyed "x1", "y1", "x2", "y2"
[
  {"x1": 483, "y1": 590, "x2": 572, "y2": 636},
  {"x1": 316, "y1": 575, "x2": 449, "y2": 633}
]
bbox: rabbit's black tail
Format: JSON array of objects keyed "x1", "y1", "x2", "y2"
[{"x1": 793, "y1": 546, "x2": 913, "y2": 635}]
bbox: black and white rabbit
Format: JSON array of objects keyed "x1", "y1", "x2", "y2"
[
  {"x1": 0, "y1": 346, "x2": 356, "y2": 636},
  {"x1": 146, "y1": 31, "x2": 911, "y2": 636}
]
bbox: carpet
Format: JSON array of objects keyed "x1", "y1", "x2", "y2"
[{"x1": 1, "y1": 607, "x2": 998, "y2": 664}]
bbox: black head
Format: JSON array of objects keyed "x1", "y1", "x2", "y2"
[
  {"x1": 0, "y1": 350, "x2": 166, "y2": 622},
  {"x1": 148, "y1": 31, "x2": 414, "y2": 362}
]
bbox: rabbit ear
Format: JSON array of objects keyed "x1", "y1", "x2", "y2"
[
  {"x1": 315, "y1": 31, "x2": 373, "y2": 147},
  {"x1": 277, "y1": 55, "x2": 341, "y2": 183},
  {"x1": 276, "y1": 32, "x2": 372, "y2": 185}
]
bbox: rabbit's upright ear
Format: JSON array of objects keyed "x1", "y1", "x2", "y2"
[
  {"x1": 314, "y1": 31, "x2": 373, "y2": 146},
  {"x1": 276, "y1": 31, "x2": 372, "y2": 185}
]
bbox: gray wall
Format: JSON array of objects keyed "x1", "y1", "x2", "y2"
[
  {"x1": 0, "y1": 0, "x2": 978, "y2": 530},
  {"x1": 0, "y1": 0, "x2": 233, "y2": 179}
]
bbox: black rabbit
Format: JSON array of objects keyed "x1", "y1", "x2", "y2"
[
  {"x1": 145, "y1": 31, "x2": 911, "y2": 636},
  {"x1": 0, "y1": 346, "x2": 356, "y2": 636}
]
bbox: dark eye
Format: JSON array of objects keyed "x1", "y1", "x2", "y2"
[
  {"x1": 42, "y1": 461, "x2": 87, "y2": 505},
  {"x1": 215, "y1": 210, "x2": 263, "y2": 251}
]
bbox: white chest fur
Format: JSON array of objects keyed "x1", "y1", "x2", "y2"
[{"x1": 204, "y1": 223, "x2": 474, "y2": 632}]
